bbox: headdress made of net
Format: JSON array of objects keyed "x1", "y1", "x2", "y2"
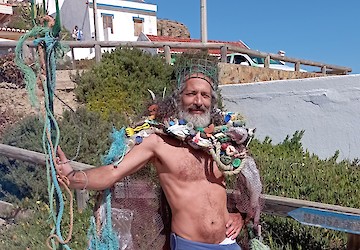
[{"x1": 175, "y1": 58, "x2": 219, "y2": 90}]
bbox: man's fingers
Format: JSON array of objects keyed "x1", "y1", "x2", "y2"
[
  {"x1": 226, "y1": 224, "x2": 237, "y2": 235},
  {"x1": 57, "y1": 146, "x2": 64, "y2": 155},
  {"x1": 226, "y1": 218, "x2": 233, "y2": 228},
  {"x1": 57, "y1": 146, "x2": 68, "y2": 162}
]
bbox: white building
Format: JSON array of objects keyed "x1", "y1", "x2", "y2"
[
  {"x1": 41, "y1": 0, "x2": 157, "y2": 59},
  {"x1": 0, "y1": 1, "x2": 12, "y2": 27},
  {"x1": 0, "y1": 2, "x2": 15, "y2": 53}
]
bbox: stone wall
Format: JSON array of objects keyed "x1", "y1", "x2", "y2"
[{"x1": 218, "y1": 63, "x2": 323, "y2": 85}]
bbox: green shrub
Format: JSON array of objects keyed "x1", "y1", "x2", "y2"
[
  {"x1": 251, "y1": 131, "x2": 360, "y2": 207},
  {"x1": 0, "y1": 116, "x2": 46, "y2": 202},
  {"x1": 74, "y1": 48, "x2": 175, "y2": 120},
  {"x1": 249, "y1": 131, "x2": 360, "y2": 249},
  {"x1": 0, "y1": 198, "x2": 92, "y2": 250},
  {"x1": 0, "y1": 108, "x2": 121, "y2": 248},
  {"x1": 0, "y1": 108, "x2": 127, "y2": 201}
]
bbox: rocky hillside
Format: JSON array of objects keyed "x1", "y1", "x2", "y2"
[
  {"x1": 0, "y1": 71, "x2": 79, "y2": 136},
  {"x1": 157, "y1": 19, "x2": 190, "y2": 38}
]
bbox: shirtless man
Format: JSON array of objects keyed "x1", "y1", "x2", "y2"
[{"x1": 57, "y1": 62, "x2": 244, "y2": 249}]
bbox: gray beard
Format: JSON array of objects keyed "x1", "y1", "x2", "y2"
[{"x1": 178, "y1": 109, "x2": 211, "y2": 128}]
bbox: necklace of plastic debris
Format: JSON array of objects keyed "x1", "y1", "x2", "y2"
[{"x1": 122, "y1": 112, "x2": 255, "y2": 176}]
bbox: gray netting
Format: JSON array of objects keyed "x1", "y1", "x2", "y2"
[
  {"x1": 111, "y1": 178, "x2": 169, "y2": 250},
  {"x1": 175, "y1": 58, "x2": 219, "y2": 90}
]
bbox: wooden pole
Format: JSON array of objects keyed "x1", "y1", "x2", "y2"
[
  {"x1": 0, "y1": 143, "x2": 92, "y2": 211},
  {"x1": 264, "y1": 55, "x2": 270, "y2": 68},
  {"x1": 93, "y1": 0, "x2": 101, "y2": 62},
  {"x1": 0, "y1": 144, "x2": 93, "y2": 171},
  {"x1": 71, "y1": 47, "x2": 76, "y2": 70},
  {"x1": 220, "y1": 46, "x2": 227, "y2": 63},
  {"x1": 200, "y1": 0, "x2": 207, "y2": 43},
  {"x1": 164, "y1": 45, "x2": 171, "y2": 64}
]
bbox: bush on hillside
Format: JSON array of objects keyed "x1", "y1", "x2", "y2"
[
  {"x1": 0, "y1": 116, "x2": 45, "y2": 202},
  {"x1": 252, "y1": 131, "x2": 359, "y2": 207},
  {"x1": 0, "y1": 198, "x2": 92, "y2": 249},
  {"x1": 73, "y1": 48, "x2": 175, "y2": 121},
  {"x1": 249, "y1": 131, "x2": 360, "y2": 249},
  {"x1": 7, "y1": 4, "x2": 73, "y2": 41},
  {"x1": 0, "y1": 108, "x2": 123, "y2": 201}
]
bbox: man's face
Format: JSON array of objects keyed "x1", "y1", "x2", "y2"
[{"x1": 179, "y1": 76, "x2": 212, "y2": 128}]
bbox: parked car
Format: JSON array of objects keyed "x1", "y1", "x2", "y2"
[{"x1": 226, "y1": 53, "x2": 306, "y2": 72}]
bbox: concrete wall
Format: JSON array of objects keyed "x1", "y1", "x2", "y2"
[{"x1": 220, "y1": 73, "x2": 360, "y2": 161}]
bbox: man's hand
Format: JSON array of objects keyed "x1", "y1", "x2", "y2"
[
  {"x1": 56, "y1": 146, "x2": 74, "y2": 177},
  {"x1": 226, "y1": 212, "x2": 244, "y2": 240}
]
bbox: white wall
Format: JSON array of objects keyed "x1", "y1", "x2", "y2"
[
  {"x1": 67, "y1": 0, "x2": 157, "y2": 60},
  {"x1": 220, "y1": 74, "x2": 360, "y2": 161},
  {"x1": 88, "y1": 0, "x2": 157, "y2": 41},
  {"x1": 35, "y1": 0, "x2": 64, "y2": 15},
  {"x1": 0, "y1": 3, "x2": 12, "y2": 14}
]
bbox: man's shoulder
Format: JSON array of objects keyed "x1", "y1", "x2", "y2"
[
  {"x1": 142, "y1": 133, "x2": 178, "y2": 147},
  {"x1": 141, "y1": 133, "x2": 165, "y2": 146},
  {"x1": 144, "y1": 133, "x2": 161, "y2": 141}
]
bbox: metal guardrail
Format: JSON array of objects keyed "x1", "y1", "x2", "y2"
[{"x1": 0, "y1": 40, "x2": 353, "y2": 74}]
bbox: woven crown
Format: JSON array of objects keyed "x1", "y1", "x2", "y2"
[{"x1": 175, "y1": 58, "x2": 218, "y2": 90}]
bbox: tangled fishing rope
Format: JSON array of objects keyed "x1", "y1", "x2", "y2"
[
  {"x1": 15, "y1": 9, "x2": 74, "y2": 249},
  {"x1": 15, "y1": 1, "x2": 118, "y2": 249}
]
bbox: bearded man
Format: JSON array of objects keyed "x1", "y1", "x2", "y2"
[{"x1": 57, "y1": 59, "x2": 252, "y2": 250}]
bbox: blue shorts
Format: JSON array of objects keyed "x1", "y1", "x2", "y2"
[{"x1": 170, "y1": 233, "x2": 241, "y2": 250}]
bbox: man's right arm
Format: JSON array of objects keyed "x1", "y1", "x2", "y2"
[{"x1": 57, "y1": 134, "x2": 158, "y2": 190}]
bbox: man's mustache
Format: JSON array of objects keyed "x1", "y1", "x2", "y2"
[{"x1": 187, "y1": 104, "x2": 207, "y2": 112}]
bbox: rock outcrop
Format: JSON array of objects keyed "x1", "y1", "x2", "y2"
[{"x1": 157, "y1": 19, "x2": 190, "y2": 38}]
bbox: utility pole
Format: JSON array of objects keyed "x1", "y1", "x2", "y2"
[
  {"x1": 93, "y1": 0, "x2": 101, "y2": 62},
  {"x1": 200, "y1": 0, "x2": 208, "y2": 43}
]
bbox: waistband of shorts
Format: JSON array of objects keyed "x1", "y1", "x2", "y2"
[{"x1": 170, "y1": 233, "x2": 241, "y2": 250}]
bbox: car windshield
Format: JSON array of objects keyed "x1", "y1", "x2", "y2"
[{"x1": 251, "y1": 56, "x2": 282, "y2": 65}]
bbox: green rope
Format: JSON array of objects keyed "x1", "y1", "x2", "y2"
[
  {"x1": 16, "y1": 2, "x2": 119, "y2": 249},
  {"x1": 14, "y1": 25, "x2": 49, "y2": 110},
  {"x1": 15, "y1": 1, "x2": 70, "y2": 248}
]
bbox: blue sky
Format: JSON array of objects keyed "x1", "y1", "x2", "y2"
[{"x1": 149, "y1": 0, "x2": 360, "y2": 74}]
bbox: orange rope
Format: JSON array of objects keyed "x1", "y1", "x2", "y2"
[{"x1": 45, "y1": 130, "x2": 74, "y2": 249}]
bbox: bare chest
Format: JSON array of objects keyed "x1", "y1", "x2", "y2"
[{"x1": 155, "y1": 139, "x2": 224, "y2": 182}]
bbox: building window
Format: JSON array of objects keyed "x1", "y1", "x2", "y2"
[
  {"x1": 133, "y1": 17, "x2": 144, "y2": 36},
  {"x1": 102, "y1": 13, "x2": 114, "y2": 34}
]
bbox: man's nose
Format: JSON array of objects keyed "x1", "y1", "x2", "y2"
[{"x1": 194, "y1": 94, "x2": 203, "y2": 105}]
